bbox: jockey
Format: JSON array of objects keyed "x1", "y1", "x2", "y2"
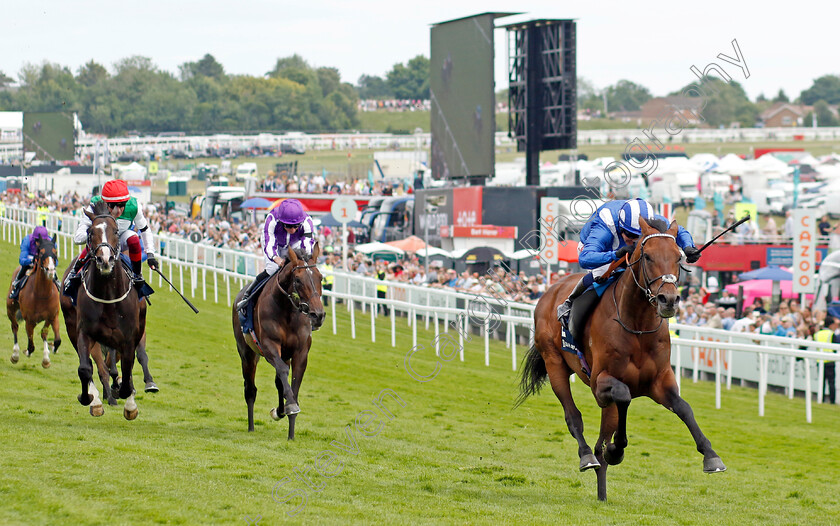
[
  {"x1": 9, "y1": 225, "x2": 54, "y2": 300},
  {"x1": 556, "y1": 198, "x2": 701, "y2": 325},
  {"x1": 236, "y1": 198, "x2": 316, "y2": 315},
  {"x1": 64, "y1": 179, "x2": 159, "y2": 294}
]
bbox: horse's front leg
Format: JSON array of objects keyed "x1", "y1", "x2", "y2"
[
  {"x1": 263, "y1": 347, "x2": 298, "y2": 419},
  {"x1": 119, "y1": 343, "x2": 138, "y2": 421},
  {"x1": 287, "y1": 347, "x2": 310, "y2": 440},
  {"x1": 92, "y1": 344, "x2": 116, "y2": 406},
  {"x1": 76, "y1": 334, "x2": 102, "y2": 415},
  {"x1": 39, "y1": 321, "x2": 51, "y2": 368},
  {"x1": 593, "y1": 404, "x2": 619, "y2": 502},
  {"x1": 24, "y1": 319, "x2": 36, "y2": 357},
  {"x1": 594, "y1": 373, "x2": 631, "y2": 467},
  {"x1": 652, "y1": 376, "x2": 726, "y2": 473}
]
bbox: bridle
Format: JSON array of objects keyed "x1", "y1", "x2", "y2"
[
  {"x1": 81, "y1": 214, "x2": 132, "y2": 304},
  {"x1": 34, "y1": 241, "x2": 57, "y2": 277},
  {"x1": 613, "y1": 232, "x2": 681, "y2": 335},
  {"x1": 275, "y1": 262, "x2": 320, "y2": 315}
]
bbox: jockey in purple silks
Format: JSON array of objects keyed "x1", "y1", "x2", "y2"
[
  {"x1": 236, "y1": 199, "x2": 316, "y2": 315},
  {"x1": 9, "y1": 226, "x2": 54, "y2": 300}
]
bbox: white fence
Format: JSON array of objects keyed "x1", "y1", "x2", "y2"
[{"x1": 2, "y1": 204, "x2": 838, "y2": 422}]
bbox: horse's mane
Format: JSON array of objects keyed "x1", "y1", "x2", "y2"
[
  {"x1": 646, "y1": 218, "x2": 670, "y2": 233},
  {"x1": 92, "y1": 199, "x2": 109, "y2": 216},
  {"x1": 289, "y1": 247, "x2": 308, "y2": 262}
]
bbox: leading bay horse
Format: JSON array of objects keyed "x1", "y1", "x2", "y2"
[
  {"x1": 232, "y1": 244, "x2": 325, "y2": 438},
  {"x1": 6, "y1": 236, "x2": 61, "y2": 367},
  {"x1": 60, "y1": 200, "x2": 146, "y2": 419},
  {"x1": 517, "y1": 218, "x2": 725, "y2": 501}
]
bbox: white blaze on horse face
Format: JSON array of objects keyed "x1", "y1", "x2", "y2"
[{"x1": 44, "y1": 255, "x2": 56, "y2": 279}]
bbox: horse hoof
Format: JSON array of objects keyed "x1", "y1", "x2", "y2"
[
  {"x1": 703, "y1": 457, "x2": 726, "y2": 473},
  {"x1": 579, "y1": 454, "x2": 601, "y2": 471},
  {"x1": 41, "y1": 359, "x2": 50, "y2": 369},
  {"x1": 124, "y1": 407, "x2": 138, "y2": 421},
  {"x1": 284, "y1": 403, "x2": 300, "y2": 416},
  {"x1": 269, "y1": 408, "x2": 285, "y2": 421},
  {"x1": 10, "y1": 354, "x2": 18, "y2": 364},
  {"x1": 605, "y1": 444, "x2": 624, "y2": 466},
  {"x1": 144, "y1": 382, "x2": 159, "y2": 393},
  {"x1": 90, "y1": 404, "x2": 104, "y2": 417},
  {"x1": 25, "y1": 350, "x2": 33, "y2": 358}
]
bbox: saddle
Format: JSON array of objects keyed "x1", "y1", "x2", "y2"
[{"x1": 239, "y1": 273, "x2": 273, "y2": 334}]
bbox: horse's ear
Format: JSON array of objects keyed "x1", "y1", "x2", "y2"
[
  {"x1": 310, "y1": 242, "x2": 321, "y2": 263},
  {"x1": 51, "y1": 235, "x2": 56, "y2": 243},
  {"x1": 84, "y1": 208, "x2": 95, "y2": 222},
  {"x1": 668, "y1": 220, "x2": 679, "y2": 236},
  {"x1": 639, "y1": 217, "x2": 652, "y2": 234},
  {"x1": 288, "y1": 248, "x2": 300, "y2": 265}
]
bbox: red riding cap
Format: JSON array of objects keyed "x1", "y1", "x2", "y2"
[{"x1": 102, "y1": 180, "x2": 130, "y2": 203}]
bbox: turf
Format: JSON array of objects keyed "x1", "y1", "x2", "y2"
[{"x1": 1, "y1": 236, "x2": 839, "y2": 525}]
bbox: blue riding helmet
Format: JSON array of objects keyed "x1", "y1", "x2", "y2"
[{"x1": 618, "y1": 198, "x2": 655, "y2": 237}]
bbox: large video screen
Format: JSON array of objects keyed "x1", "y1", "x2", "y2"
[
  {"x1": 430, "y1": 14, "x2": 495, "y2": 180},
  {"x1": 23, "y1": 112, "x2": 75, "y2": 161}
]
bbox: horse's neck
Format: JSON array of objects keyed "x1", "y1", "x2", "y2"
[{"x1": 615, "y1": 265, "x2": 656, "y2": 323}]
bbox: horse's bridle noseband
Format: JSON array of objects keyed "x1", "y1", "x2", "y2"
[
  {"x1": 276, "y1": 263, "x2": 319, "y2": 315},
  {"x1": 87, "y1": 214, "x2": 120, "y2": 262},
  {"x1": 613, "y1": 232, "x2": 682, "y2": 335}
]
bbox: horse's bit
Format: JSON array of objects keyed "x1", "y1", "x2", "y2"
[{"x1": 276, "y1": 263, "x2": 319, "y2": 315}]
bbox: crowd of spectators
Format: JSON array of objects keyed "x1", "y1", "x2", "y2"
[
  {"x1": 260, "y1": 172, "x2": 413, "y2": 197},
  {"x1": 357, "y1": 99, "x2": 431, "y2": 112}
]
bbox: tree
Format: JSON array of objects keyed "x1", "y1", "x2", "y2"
[
  {"x1": 179, "y1": 54, "x2": 226, "y2": 81},
  {"x1": 772, "y1": 89, "x2": 789, "y2": 103},
  {"x1": 756, "y1": 93, "x2": 766, "y2": 103},
  {"x1": 76, "y1": 60, "x2": 109, "y2": 87},
  {"x1": 671, "y1": 78, "x2": 758, "y2": 127},
  {"x1": 605, "y1": 79, "x2": 652, "y2": 112},
  {"x1": 0, "y1": 70, "x2": 14, "y2": 88},
  {"x1": 800, "y1": 75, "x2": 840, "y2": 105},
  {"x1": 356, "y1": 74, "x2": 392, "y2": 99},
  {"x1": 267, "y1": 54, "x2": 310, "y2": 77},
  {"x1": 814, "y1": 100, "x2": 838, "y2": 127},
  {"x1": 386, "y1": 55, "x2": 429, "y2": 99},
  {"x1": 316, "y1": 67, "x2": 341, "y2": 98}
]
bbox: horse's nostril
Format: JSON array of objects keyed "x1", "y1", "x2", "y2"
[{"x1": 657, "y1": 294, "x2": 668, "y2": 304}]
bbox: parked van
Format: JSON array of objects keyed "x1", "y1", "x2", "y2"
[
  {"x1": 752, "y1": 189, "x2": 786, "y2": 215},
  {"x1": 700, "y1": 173, "x2": 732, "y2": 199},
  {"x1": 235, "y1": 162, "x2": 258, "y2": 182}
]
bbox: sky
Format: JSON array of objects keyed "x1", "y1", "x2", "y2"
[{"x1": 3, "y1": 1, "x2": 836, "y2": 101}]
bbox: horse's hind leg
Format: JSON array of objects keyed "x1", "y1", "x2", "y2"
[
  {"x1": 594, "y1": 373, "x2": 631, "y2": 466},
  {"x1": 136, "y1": 334, "x2": 158, "y2": 393},
  {"x1": 287, "y1": 350, "x2": 310, "y2": 441},
  {"x1": 39, "y1": 321, "x2": 51, "y2": 368},
  {"x1": 24, "y1": 319, "x2": 36, "y2": 357},
  {"x1": 8, "y1": 305, "x2": 20, "y2": 363},
  {"x1": 652, "y1": 379, "x2": 726, "y2": 474},
  {"x1": 106, "y1": 347, "x2": 120, "y2": 394},
  {"x1": 239, "y1": 346, "x2": 259, "y2": 432},
  {"x1": 119, "y1": 343, "x2": 138, "y2": 420},
  {"x1": 542, "y1": 348, "x2": 598, "y2": 471},
  {"x1": 49, "y1": 313, "x2": 61, "y2": 354},
  {"x1": 92, "y1": 345, "x2": 116, "y2": 407}
]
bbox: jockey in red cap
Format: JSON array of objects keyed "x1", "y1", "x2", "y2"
[{"x1": 64, "y1": 179, "x2": 159, "y2": 296}]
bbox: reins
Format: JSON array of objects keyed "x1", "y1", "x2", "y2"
[
  {"x1": 274, "y1": 263, "x2": 319, "y2": 315},
  {"x1": 612, "y1": 232, "x2": 680, "y2": 335}
]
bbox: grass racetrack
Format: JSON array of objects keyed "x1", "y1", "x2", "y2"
[{"x1": 1, "y1": 237, "x2": 839, "y2": 525}]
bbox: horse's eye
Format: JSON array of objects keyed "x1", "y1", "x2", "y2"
[{"x1": 644, "y1": 254, "x2": 652, "y2": 262}]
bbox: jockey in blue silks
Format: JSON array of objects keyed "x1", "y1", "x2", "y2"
[
  {"x1": 9, "y1": 226, "x2": 54, "y2": 300},
  {"x1": 556, "y1": 198, "x2": 702, "y2": 325}
]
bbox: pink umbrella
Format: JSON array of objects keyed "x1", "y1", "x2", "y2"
[{"x1": 724, "y1": 279, "x2": 811, "y2": 307}]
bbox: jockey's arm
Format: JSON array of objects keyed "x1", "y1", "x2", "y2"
[
  {"x1": 263, "y1": 213, "x2": 280, "y2": 261},
  {"x1": 132, "y1": 205, "x2": 156, "y2": 258},
  {"x1": 654, "y1": 213, "x2": 696, "y2": 249},
  {"x1": 300, "y1": 216, "x2": 316, "y2": 256},
  {"x1": 73, "y1": 205, "x2": 93, "y2": 245},
  {"x1": 578, "y1": 223, "x2": 621, "y2": 270},
  {"x1": 19, "y1": 235, "x2": 32, "y2": 266}
]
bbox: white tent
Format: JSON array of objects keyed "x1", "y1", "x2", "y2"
[
  {"x1": 353, "y1": 242, "x2": 405, "y2": 256},
  {"x1": 716, "y1": 153, "x2": 747, "y2": 176},
  {"x1": 113, "y1": 161, "x2": 147, "y2": 180}
]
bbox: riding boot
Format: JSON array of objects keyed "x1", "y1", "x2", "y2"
[
  {"x1": 131, "y1": 260, "x2": 145, "y2": 284},
  {"x1": 237, "y1": 271, "x2": 269, "y2": 315},
  {"x1": 63, "y1": 258, "x2": 86, "y2": 296},
  {"x1": 557, "y1": 275, "x2": 590, "y2": 325},
  {"x1": 9, "y1": 266, "x2": 29, "y2": 300}
]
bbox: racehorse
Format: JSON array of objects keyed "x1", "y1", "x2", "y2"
[
  {"x1": 232, "y1": 244, "x2": 325, "y2": 438},
  {"x1": 59, "y1": 200, "x2": 146, "y2": 419},
  {"x1": 6, "y1": 236, "x2": 61, "y2": 367},
  {"x1": 517, "y1": 218, "x2": 725, "y2": 501}
]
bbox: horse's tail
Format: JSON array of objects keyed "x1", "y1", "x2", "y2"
[{"x1": 514, "y1": 343, "x2": 547, "y2": 408}]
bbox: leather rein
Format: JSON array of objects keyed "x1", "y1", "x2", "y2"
[
  {"x1": 275, "y1": 263, "x2": 319, "y2": 315},
  {"x1": 612, "y1": 232, "x2": 681, "y2": 335}
]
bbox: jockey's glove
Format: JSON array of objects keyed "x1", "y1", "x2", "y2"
[
  {"x1": 614, "y1": 243, "x2": 635, "y2": 260},
  {"x1": 683, "y1": 246, "x2": 701, "y2": 264},
  {"x1": 147, "y1": 255, "x2": 159, "y2": 270}
]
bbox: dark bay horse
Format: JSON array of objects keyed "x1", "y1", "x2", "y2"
[
  {"x1": 59, "y1": 200, "x2": 146, "y2": 419},
  {"x1": 232, "y1": 244, "x2": 325, "y2": 438},
  {"x1": 518, "y1": 218, "x2": 725, "y2": 501},
  {"x1": 7, "y1": 236, "x2": 61, "y2": 368}
]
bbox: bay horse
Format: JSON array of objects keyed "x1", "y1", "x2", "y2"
[
  {"x1": 6, "y1": 236, "x2": 61, "y2": 368},
  {"x1": 517, "y1": 218, "x2": 725, "y2": 501},
  {"x1": 232, "y1": 244, "x2": 325, "y2": 438},
  {"x1": 59, "y1": 200, "x2": 146, "y2": 419}
]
